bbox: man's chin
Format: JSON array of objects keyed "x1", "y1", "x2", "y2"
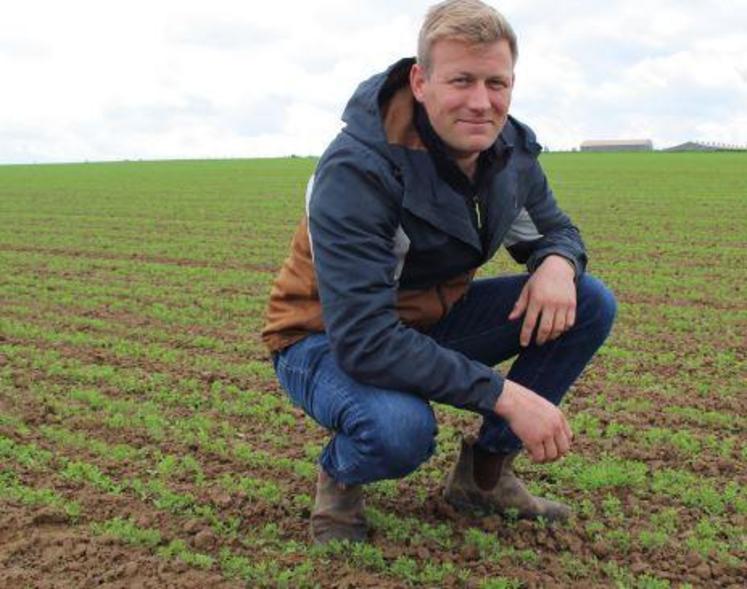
[
  {"x1": 458, "y1": 137, "x2": 498, "y2": 154},
  {"x1": 443, "y1": 133, "x2": 500, "y2": 158}
]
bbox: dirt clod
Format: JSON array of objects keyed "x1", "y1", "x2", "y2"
[
  {"x1": 32, "y1": 508, "x2": 70, "y2": 526},
  {"x1": 192, "y1": 529, "x2": 217, "y2": 551},
  {"x1": 591, "y1": 541, "x2": 611, "y2": 559},
  {"x1": 461, "y1": 544, "x2": 480, "y2": 561},
  {"x1": 182, "y1": 519, "x2": 203, "y2": 534},
  {"x1": 685, "y1": 551, "x2": 702, "y2": 567},
  {"x1": 124, "y1": 561, "x2": 139, "y2": 577},
  {"x1": 695, "y1": 562, "x2": 712, "y2": 579}
]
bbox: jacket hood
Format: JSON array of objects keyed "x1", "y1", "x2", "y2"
[
  {"x1": 339, "y1": 57, "x2": 543, "y2": 163},
  {"x1": 340, "y1": 57, "x2": 418, "y2": 161}
]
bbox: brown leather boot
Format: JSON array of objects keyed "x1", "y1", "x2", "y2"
[
  {"x1": 443, "y1": 436, "x2": 570, "y2": 522},
  {"x1": 310, "y1": 468, "x2": 368, "y2": 544}
]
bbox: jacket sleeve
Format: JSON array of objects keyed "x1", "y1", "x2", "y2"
[
  {"x1": 503, "y1": 125, "x2": 587, "y2": 277},
  {"x1": 308, "y1": 144, "x2": 503, "y2": 415}
]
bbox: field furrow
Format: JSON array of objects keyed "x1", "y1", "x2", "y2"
[{"x1": 1, "y1": 153, "x2": 745, "y2": 587}]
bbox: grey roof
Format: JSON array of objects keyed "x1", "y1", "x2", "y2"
[{"x1": 580, "y1": 139, "x2": 653, "y2": 147}]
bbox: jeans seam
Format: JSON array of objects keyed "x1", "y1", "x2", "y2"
[
  {"x1": 275, "y1": 356, "x2": 309, "y2": 375},
  {"x1": 278, "y1": 351, "x2": 366, "y2": 479},
  {"x1": 310, "y1": 362, "x2": 369, "y2": 479},
  {"x1": 324, "y1": 453, "x2": 362, "y2": 478}
]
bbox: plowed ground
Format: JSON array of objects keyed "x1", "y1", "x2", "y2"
[{"x1": 0, "y1": 153, "x2": 744, "y2": 588}]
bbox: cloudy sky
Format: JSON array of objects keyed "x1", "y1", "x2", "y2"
[{"x1": 2, "y1": 0, "x2": 746, "y2": 163}]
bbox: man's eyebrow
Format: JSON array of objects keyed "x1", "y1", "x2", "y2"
[{"x1": 448, "y1": 71, "x2": 510, "y2": 80}]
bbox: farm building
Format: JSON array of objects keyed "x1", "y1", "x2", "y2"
[
  {"x1": 580, "y1": 139, "x2": 653, "y2": 152},
  {"x1": 663, "y1": 141, "x2": 747, "y2": 152}
]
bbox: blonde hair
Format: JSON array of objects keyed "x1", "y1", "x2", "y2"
[{"x1": 417, "y1": 0, "x2": 517, "y2": 74}]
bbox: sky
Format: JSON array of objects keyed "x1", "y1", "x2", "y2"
[{"x1": 2, "y1": 0, "x2": 746, "y2": 164}]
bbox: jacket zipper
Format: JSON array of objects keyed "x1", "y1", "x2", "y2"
[{"x1": 473, "y1": 195, "x2": 482, "y2": 230}]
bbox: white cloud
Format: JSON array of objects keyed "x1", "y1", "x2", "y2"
[
  {"x1": 508, "y1": 1, "x2": 747, "y2": 148},
  {"x1": 1, "y1": 0, "x2": 747, "y2": 162}
]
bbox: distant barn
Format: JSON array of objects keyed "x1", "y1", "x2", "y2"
[
  {"x1": 580, "y1": 139, "x2": 653, "y2": 152},
  {"x1": 663, "y1": 141, "x2": 746, "y2": 152}
]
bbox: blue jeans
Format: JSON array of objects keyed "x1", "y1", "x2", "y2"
[{"x1": 273, "y1": 274, "x2": 616, "y2": 486}]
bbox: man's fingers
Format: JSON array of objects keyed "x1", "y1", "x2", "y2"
[
  {"x1": 562, "y1": 415, "x2": 573, "y2": 442},
  {"x1": 543, "y1": 438, "x2": 559, "y2": 462},
  {"x1": 566, "y1": 306, "x2": 576, "y2": 330},
  {"x1": 549, "y1": 312, "x2": 566, "y2": 341},
  {"x1": 556, "y1": 429, "x2": 571, "y2": 456},
  {"x1": 536, "y1": 306, "x2": 555, "y2": 345},
  {"x1": 528, "y1": 442, "x2": 546, "y2": 463},
  {"x1": 509, "y1": 285, "x2": 529, "y2": 320},
  {"x1": 520, "y1": 302, "x2": 541, "y2": 347}
]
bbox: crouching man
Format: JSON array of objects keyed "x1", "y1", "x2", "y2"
[{"x1": 262, "y1": 0, "x2": 616, "y2": 544}]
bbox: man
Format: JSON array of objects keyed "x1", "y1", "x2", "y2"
[{"x1": 262, "y1": 0, "x2": 616, "y2": 544}]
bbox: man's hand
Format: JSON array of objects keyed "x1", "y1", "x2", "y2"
[
  {"x1": 494, "y1": 379, "x2": 572, "y2": 463},
  {"x1": 509, "y1": 255, "x2": 576, "y2": 346}
]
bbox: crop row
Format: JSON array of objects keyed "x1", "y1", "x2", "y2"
[
  {"x1": 4, "y1": 366, "x2": 744, "y2": 560},
  {"x1": 0, "y1": 424, "x2": 721, "y2": 588},
  {"x1": 3, "y1": 336, "x2": 743, "y2": 497},
  {"x1": 0, "y1": 435, "x2": 528, "y2": 588},
  {"x1": 2, "y1": 339, "x2": 742, "y2": 490},
  {"x1": 0, "y1": 276, "x2": 269, "y2": 333},
  {"x1": 3, "y1": 423, "x2": 697, "y2": 589}
]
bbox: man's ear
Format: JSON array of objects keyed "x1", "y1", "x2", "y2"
[{"x1": 410, "y1": 63, "x2": 426, "y2": 103}]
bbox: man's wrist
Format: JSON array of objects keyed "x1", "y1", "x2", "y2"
[
  {"x1": 494, "y1": 379, "x2": 519, "y2": 418},
  {"x1": 541, "y1": 254, "x2": 576, "y2": 277}
]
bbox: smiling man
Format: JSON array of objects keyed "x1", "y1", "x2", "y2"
[
  {"x1": 410, "y1": 36, "x2": 514, "y2": 177},
  {"x1": 262, "y1": 0, "x2": 616, "y2": 544}
]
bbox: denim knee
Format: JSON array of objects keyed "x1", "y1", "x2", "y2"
[
  {"x1": 578, "y1": 275, "x2": 617, "y2": 343},
  {"x1": 363, "y1": 398, "x2": 437, "y2": 479}
]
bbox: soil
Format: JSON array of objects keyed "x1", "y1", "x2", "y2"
[
  {"x1": 1, "y1": 264, "x2": 745, "y2": 588},
  {"x1": 0, "y1": 507, "x2": 241, "y2": 589}
]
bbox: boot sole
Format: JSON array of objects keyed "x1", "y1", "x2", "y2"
[{"x1": 444, "y1": 491, "x2": 569, "y2": 523}]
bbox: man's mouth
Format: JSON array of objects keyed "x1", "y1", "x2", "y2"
[{"x1": 458, "y1": 120, "x2": 493, "y2": 129}]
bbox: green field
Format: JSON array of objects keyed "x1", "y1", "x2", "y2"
[{"x1": 1, "y1": 153, "x2": 745, "y2": 587}]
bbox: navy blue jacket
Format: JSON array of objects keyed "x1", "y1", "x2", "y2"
[{"x1": 264, "y1": 58, "x2": 587, "y2": 415}]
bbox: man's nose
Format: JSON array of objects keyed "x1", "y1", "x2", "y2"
[{"x1": 467, "y1": 83, "x2": 491, "y2": 111}]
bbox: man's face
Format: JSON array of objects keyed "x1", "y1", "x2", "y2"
[{"x1": 410, "y1": 38, "x2": 514, "y2": 159}]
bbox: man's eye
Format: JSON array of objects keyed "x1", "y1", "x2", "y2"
[
  {"x1": 451, "y1": 77, "x2": 469, "y2": 86},
  {"x1": 489, "y1": 80, "x2": 508, "y2": 90}
]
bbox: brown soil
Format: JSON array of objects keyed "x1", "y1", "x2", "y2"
[
  {"x1": 2, "y1": 277, "x2": 745, "y2": 588},
  {"x1": 0, "y1": 504, "x2": 241, "y2": 589}
]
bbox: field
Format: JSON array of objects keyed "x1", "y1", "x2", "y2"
[{"x1": 0, "y1": 152, "x2": 745, "y2": 588}]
